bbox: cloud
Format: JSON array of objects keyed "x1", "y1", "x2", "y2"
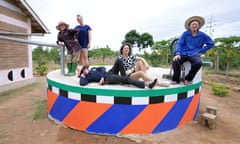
[{"x1": 28, "y1": 0, "x2": 240, "y2": 51}]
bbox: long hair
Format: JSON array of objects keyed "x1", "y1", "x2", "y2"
[{"x1": 120, "y1": 43, "x2": 132, "y2": 56}]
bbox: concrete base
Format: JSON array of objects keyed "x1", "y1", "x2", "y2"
[
  {"x1": 0, "y1": 78, "x2": 35, "y2": 93},
  {"x1": 47, "y1": 66, "x2": 203, "y2": 135}
]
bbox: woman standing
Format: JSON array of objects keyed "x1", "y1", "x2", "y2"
[
  {"x1": 56, "y1": 21, "x2": 81, "y2": 76},
  {"x1": 75, "y1": 15, "x2": 92, "y2": 66}
]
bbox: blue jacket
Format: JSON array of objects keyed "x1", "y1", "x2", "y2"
[
  {"x1": 80, "y1": 67, "x2": 106, "y2": 86},
  {"x1": 176, "y1": 30, "x2": 214, "y2": 56}
]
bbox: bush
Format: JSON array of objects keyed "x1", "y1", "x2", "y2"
[
  {"x1": 35, "y1": 65, "x2": 48, "y2": 76},
  {"x1": 210, "y1": 82, "x2": 230, "y2": 96}
]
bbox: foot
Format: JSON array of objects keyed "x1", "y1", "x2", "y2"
[
  {"x1": 148, "y1": 78, "x2": 157, "y2": 89},
  {"x1": 170, "y1": 81, "x2": 179, "y2": 85},
  {"x1": 184, "y1": 80, "x2": 192, "y2": 85},
  {"x1": 157, "y1": 81, "x2": 170, "y2": 87}
]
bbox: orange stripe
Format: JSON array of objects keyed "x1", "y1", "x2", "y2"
[
  {"x1": 177, "y1": 93, "x2": 200, "y2": 127},
  {"x1": 119, "y1": 102, "x2": 175, "y2": 134},
  {"x1": 63, "y1": 101, "x2": 112, "y2": 131},
  {"x1": 47, "y1": 90, "x2": 58, "y2": 113}
]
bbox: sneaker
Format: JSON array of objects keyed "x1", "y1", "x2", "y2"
[
  {"x1": 170, "y1": 81, "x2": 178, "y2": 85},
  {"x1": 148, "y1": 78, "x2": 157, "y2": 89},
  {"x1": 158, "y1": 82, "x2": 170, "y2": 87}
]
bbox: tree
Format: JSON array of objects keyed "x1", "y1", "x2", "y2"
[
  {"x1": 122, "y1": 30, "x2": 154, "y2": 52},
  {"x1": 90, "y1": 47, "x2": 116, "y2": 63},
  {"x1": 32, "y1": 46, "x2": 48, "y2": 66},
  {"x1": 32, "y1": 46, "x2": 49, "y2": 76},
  {"x1": 152, "y1": 39, "x2": 171, "y2": 65},
  {"x1": 138, "y1": 32, "x2": 154, "y2": 51},
  {"x1": 49, "y1": 47, "x2": 60, "y2": 64},
  {"x1": 122, "y1": 30, "x2": 140, "y2": 46},
  {"x1": 214, "y1": 36, "x2": 240, "y2": 81}
]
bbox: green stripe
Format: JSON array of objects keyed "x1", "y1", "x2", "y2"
[{"x1": 47, "y1": 78, "x2": 201, "y2": 97}]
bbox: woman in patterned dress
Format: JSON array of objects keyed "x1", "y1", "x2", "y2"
[{"x1": 118, "y1": 43, "x2": 153, "y2": 82}]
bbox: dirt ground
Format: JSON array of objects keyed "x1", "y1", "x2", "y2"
[{"x1": 0, "y1": 74, "x2": 239, "y2": 144}]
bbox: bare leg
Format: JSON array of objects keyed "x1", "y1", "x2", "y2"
[
  {"x1": 130, "y1": 71, "x2": 152, "y2": 82},
  {"x1": 81, "y1": 49, "x2": 89, "y2": 66},
  {"x1": 135, "y1": 61, "x2": 147, "y2": 72}
]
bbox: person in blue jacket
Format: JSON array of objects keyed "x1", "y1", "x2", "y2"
[
  {"x1": 79, "y1": 58, "x2": 157, "y2": 89},
  {"x1": 172, "y1": 16, "x2": 214, "y2": 85}
]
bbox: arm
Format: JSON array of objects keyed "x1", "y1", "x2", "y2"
[
  {"x1": 199, "y1": 34, "x2": 214, "y2": 53},
  {"x1": 87, "y1": 30, "x2": 92, "y2": 48},
  {"x1": 69, "y1": 29, "x2": 80, "y2": 41},
  {"x1": 56, "y1": 33, "x2": 64, "y2": 45},
  {"x1": 136, "y1": 56, "x2": 149, "y2": 69},
  {"x1": 173, "y1": 32, "x2": 185, "y2": 61},
  {"x1": 175, "y1": 33, "x2": 185, "y2": 56}
]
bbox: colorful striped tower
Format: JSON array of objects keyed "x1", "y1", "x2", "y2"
[{"x1": 47, "y1": 65, "x2": 202, "y2": 135}]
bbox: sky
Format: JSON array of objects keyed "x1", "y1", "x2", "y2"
[{"x1": 28, "y1": 0, "x2": 240, "y2": 51}]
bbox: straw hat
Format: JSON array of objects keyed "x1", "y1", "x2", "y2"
[
  {"x1": 56, "y1": 21, "x2": 69, "y2": 30},
  {"x1": 184, "y1": 16, "x2": 205, "y2": 29}
]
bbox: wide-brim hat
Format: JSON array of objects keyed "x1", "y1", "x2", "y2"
[
  {"x1": 184, "y1": 16, "x2": 205, "y2": 29},
  {"x1": 56, "y1": 21, "x2": 69, "y2": 30}
]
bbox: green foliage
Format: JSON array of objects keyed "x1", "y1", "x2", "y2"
[
  {"x1": 35, "y1": 65, "x2": 48, "y2": 76},
  {"x1": 32, "y1": 46, "x2": 48, "y2": 65},
  {"x1": 210, "y1": 82, "x2": 230, "y2": 96},
  {"x1": 89, "y1": 47, "x2": 117, "y2": 62},
  {"x1": 152, "y1": 39, "x2": 171, "y2": 65},
  {"x1": 0, "y1": 130, "x2": 7, "y2": 144},
  {"x1": 214, "y1": 36, "x2": 240, "y2": 68},
  {"x1": 49, "y1": 47, "x2": 60, "y2": 64},
  {"x1": 122, "y1": 29, "x2": 154, "y2": 52},
  {"x1": 32, "y1": 46, "x2": 60, "y2": 75},
  {"x1": 122, "y1": 29, "x2": 140, "y2": 46}
]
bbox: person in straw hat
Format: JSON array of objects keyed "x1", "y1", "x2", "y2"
[
  {"x1": 56, "y1": 21, "x2": 81, "y2": 76},
  {"x1": 171, "y1": 16, "x2": 214, "y2": 85}
]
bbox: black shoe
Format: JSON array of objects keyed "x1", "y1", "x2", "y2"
[{"x1": 148, "y1": 78, "x2": 157, "y2": 89}]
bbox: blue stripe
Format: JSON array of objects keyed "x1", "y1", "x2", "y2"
[
  {"x1": 86, "y1": 104, "x2": 146, "y2": 134},
  {"x1": 152, "y1": 97, "x2": 193, "y2": 133},
  {"x1": 193, "y1": 98, "x2": 200, "y2": 120},
  {"x1": 49, "y1": 96, "x2": 79, "y2": 121}
]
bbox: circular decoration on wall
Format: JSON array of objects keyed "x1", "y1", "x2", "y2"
[
  {"x1": 21, "y1": 69, "x2": 25, "y2": 78},
  {"x1": 8, "y1": 71, "x2": 13, "y2": 81}
]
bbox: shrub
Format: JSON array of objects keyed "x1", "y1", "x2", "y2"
[
  {"x1": 35, "y1": 65, "x2": 48, "y2": 76},
  {"x1": 210, "y1": 82, "x2": 230, "y2": 96}
]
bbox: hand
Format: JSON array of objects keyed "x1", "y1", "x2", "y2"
[
  {"x1": 87, "y1": 43, "x2": 91, "y2": 48},
  {"x1": 99, "y1": 78, "x2": 105, "y2": 85},
  {"x1": 58, "y1": 42, "x2": 64, "y2": 46},
  {"x1": 80, "y1": 74, "x2": 85, "y2": 78},
  {"x1": 74, "y1": 39, "x2": 78, "y2": 42},
  {"x1": 173, "y1": 55, "x2": 181, "y2": 61},
  {"x1": 145, "y1": 65, "x2": 149, "y2": 70}
]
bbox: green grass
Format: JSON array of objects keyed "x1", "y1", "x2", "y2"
[
  {"x1": 0, "y1": 131, "x2": 8, "y2": 144},
  {"x1": 0, "y1": 80, "x2": 42, "y2": 104},
  {"x1": 210, "y1": 82, "x2": 230, "y2": 96},
  {"x1": 32, "y1": 99, "x2": 47, "y2": 121}
]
